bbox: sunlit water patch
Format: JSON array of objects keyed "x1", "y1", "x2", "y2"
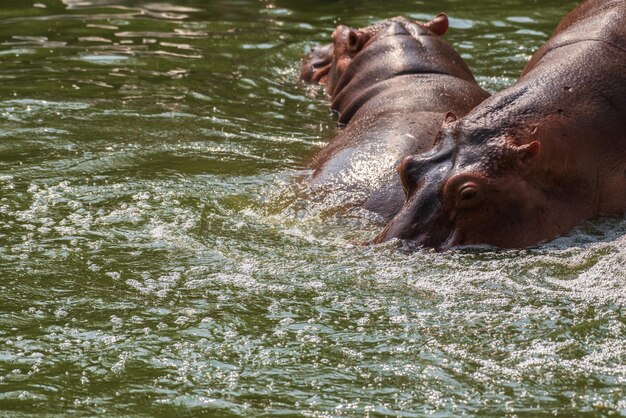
[{"x1": 1, "y1": 0, "x2": 624, "y2": 416}]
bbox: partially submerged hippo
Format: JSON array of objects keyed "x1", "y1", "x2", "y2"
[
  {"x1": 300, "y1": 42, "x2": 333, "y2": 85},
  {"x1": 299, "y1": 16, "x2": 450, "y2": 88},
  {"x1": 301, "y1": 15, "x2": 489, "y2": 220},
  {"x1": 375, "y1": 0, "x2": 626, "y2": 249}
]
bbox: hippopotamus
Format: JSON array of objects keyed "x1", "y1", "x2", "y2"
[
  {"x1": 374, "y1": 0, "x2": 626, "y2": 249},
  {"x1": 301, "y1": 15, "x2": 490, "y2": 220},
  {"x1": 300, "y1": 42, "x2": 333, "y2": 85},
  {"x1": 299, "y1": 16, "x2": 450, "y2": 87}
]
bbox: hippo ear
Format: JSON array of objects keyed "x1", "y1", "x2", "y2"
[
  {"x1": 424, "y1": 13, "x2": 449, "y2": 36},
  {"x1": 347, "y1": 29, "x2": 367, "y2": 55},
  {"x1": 517, "y1": 141, "x2": 541, "y2": 164}
]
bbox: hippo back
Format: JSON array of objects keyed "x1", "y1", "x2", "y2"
[
  {"x1": 523, "y1": 0, "x2": 626, "y2": 75},
  {"x1": 330, "y1": 18, "x2": 478, "y2": 124}
]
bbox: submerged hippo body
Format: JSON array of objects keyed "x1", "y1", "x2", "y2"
[
  {"x1": 301, "y1": 16, "x2": 489, "y2": 220},
  {"x1": 375, "y1": 0, "x2": 626, "y2": 249}
]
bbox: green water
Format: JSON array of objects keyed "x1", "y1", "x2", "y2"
[{"x1": 0, "y1": 0, "x2": 625, "y2": 416}]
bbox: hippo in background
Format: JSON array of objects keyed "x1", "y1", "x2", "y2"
[
  {"x1": 375, "y1": 0, "x2": 626, "y2": 249},
  {"x1": 299, "y1": 16, "x2": 450, "y2": 86},
  {"x1": 300, "y1": 15, "x2": 490, "y2": 221},
  {"x1": 300, "y1": 42, "x2": 333, "y2": 85}
]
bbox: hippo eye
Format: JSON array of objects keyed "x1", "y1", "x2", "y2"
[
  {"x1": 460, "y1": 186, "x2": 477, "y2": 200},
  {"x1": 458, "y1": 183, "x2": 481, "y2": 208}
]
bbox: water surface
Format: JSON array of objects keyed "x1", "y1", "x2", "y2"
[{"x1": 1, "y1": 0, "x2": 625, "y2": 416}]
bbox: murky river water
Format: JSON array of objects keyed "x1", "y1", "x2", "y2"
[{"x1": 0, "y1": 0, "x2": 625, "y2": 416}]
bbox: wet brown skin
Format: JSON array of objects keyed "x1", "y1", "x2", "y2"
[
  {"x1": 298, "y1": 16, "x2": 445, "y2": 87},
  {"x1": 375, "y1": 0, "x2": 626, "y2": 249},
  {"x1": 300, "y1": 15, "x2": 490, "y2": 221}
]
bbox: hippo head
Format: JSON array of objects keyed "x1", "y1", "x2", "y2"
[
  {"x1": 324, "y1": 24, "x2": 371, "y2": 96},
  {"x1": 373, "y1": 115, "x2": 559, "y2": 250},
  {"x1": 324, "y1": 14, "x2": 450, "y2": 97},
  {"x1": 300, "y1": 43, "x2": 334, "y2": 84}
]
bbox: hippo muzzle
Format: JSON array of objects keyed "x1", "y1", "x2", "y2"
[{"x1": 373, "y1": 134, "x2": 458, "y2": 249}]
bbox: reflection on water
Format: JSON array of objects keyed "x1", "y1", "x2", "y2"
[{"x1": 1, "y1": 0, "x2": 625, "y2": 416}]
